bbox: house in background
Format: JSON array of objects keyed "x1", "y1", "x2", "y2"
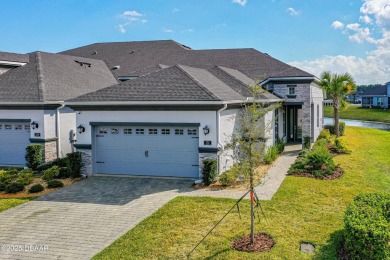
[
  {"x1": 361, "y1": 82, "x2": 390, "y2": 108},
  {"x1": 0, "y1": 40, "x2": 324, "y2": 178}
]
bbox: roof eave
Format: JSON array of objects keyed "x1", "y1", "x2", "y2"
[{"x1": 259, "y1": 76, "x2": 319, "y2": 86}]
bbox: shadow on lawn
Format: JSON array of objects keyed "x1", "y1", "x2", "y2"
[
  {"x1": 313, "y1": 229, "x2": 344, "y2": 260},
  {"x1": 35, "y1": 176, "x2": 194, "y2": 205}
]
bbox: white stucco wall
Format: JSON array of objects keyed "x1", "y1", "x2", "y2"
[
  {"x1": 219, "y1": 108, "x2": 240, "y2": 172},
  {"x1": 59, "y1": 107, "x2": 76, "y2": 156},
  {"x1": 0, "y1": 109, "x2": 44, "y2": 138},
  {"x1": 311, "y1": 83, "x2": 324, "y2": 141},
  {"x1": 75, "y1": 110, "x2": 217, "y2": 149}
]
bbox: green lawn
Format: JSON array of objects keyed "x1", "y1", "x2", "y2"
[
  {"x1": 94, "y1": 127, "x2": 390, "y2": 260},
  {"x1": 0, "y1": 198, "x2": 30, "y2": 212},
  {"x1": 324, "y1": 106, "x2": 390, "y2": 123}
]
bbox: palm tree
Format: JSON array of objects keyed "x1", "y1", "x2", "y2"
[{"x1": 320, "y1": 72, "x2": 357, "y2": 137}]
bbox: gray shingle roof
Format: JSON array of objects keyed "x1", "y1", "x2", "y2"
[
  {"x1": 361, "y1": 85, "x2": 388, "y2": 96},
  {"x1": 0, "y1": 51, "x2": 29, "y2": 63},
  {"x1": 69, "y1": 64, "x2": 283, "y2": 102},
  {"x1": 60, "y1": 40, "x2": 314, "y2": 81},
  {"x1": 0, "y1": 52, "x2": 117, "y2": 102}
]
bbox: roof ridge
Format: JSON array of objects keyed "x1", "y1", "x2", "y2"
[
  {"x1": 35, "y1": 52, "x2": 45, "y2": 101},
  {"x1": 175, "y1": 65, "x2": 220, "y2": 101},
  {"x1": 216, "y1": 66, "x2": 253, "y2": 87}
]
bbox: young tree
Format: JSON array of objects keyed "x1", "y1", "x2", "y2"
[
  {"x1": 227, "y1": 86, "x2": 280, "y2": 244},
  {"x1": 320, "y1": 72, "x2": 356, "y2": 137}
]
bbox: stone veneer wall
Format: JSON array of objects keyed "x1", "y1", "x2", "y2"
[
  {"x1": 272, "y1": 83, "x2": 312, "y2": 140},
  {"x1": 42, "y1": 141, "x2": 58, "y2": 163},
  {"x1": 78, "y1": 149, "x2": 92, "y2": 176}
]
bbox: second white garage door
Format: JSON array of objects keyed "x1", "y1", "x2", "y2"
[
  {"x1": 0, "y1": 121, "x2": 31, "y2": 165},
  {"x1": 94, "y1": 125, "x2": 200, "y2": 178}
]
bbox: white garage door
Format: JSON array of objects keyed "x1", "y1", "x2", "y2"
[
  {"x1": 0, "y1": 122, "x2": 31, "y2": 165},
  {"x1": 94, "y1": 125, "x2": 200, "y2": 178}
]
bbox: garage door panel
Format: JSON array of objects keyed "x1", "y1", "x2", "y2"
[
  {"x1": 0, "y1": 122, "x2": 30, "y2": 165},
  {"x1": 94, "y1": 126, "x2": 199, "y2": 178}
]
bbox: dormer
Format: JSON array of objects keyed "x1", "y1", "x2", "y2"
[{"x1": 0, "y1": 51, "x2": 29, "y2": 75}]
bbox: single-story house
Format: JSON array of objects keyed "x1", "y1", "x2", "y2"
[
  {"x1": 361, "y1": 82, "x2": 390, "y2": 108},
  {"x1": 0, "y1": 40, "x2": 324, "y2": 178}
]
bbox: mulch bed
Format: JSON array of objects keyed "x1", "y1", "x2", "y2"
[
  {"x1": 289, "y1": 166, "x2": 343, "y2": 180},
  {"x1": 231, "y1": 233, "x2": 275, "y2": 252}
]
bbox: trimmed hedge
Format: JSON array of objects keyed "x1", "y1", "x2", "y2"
[
  {"x1": 326, "y1": 121, "x2": 346, "y2": 136},
  {"x1": 66, "y1": 152, "x2": 82, "y2": 178},
  {"x1": 29, "y1": 184, "x2": 44, "y2": 193},
  {"x1": 47, "y1": 180, "x2": 64, "y2": 189},
  {"x1": 202, "y1": 159, "x2": 217, "y2": 186},
  {"x1": 25, "y1": 144, "x2": 43, "y2": 170},
  {"x1": 343, "y1": 193, "x2": 390, "y2": 259},
  {"x1": 5, "y1": 182, "x2": 24, "y2": 194},
  {"x1": 16, "y1": 170, "x2": 34, "y2": 186},
  {"x1": 42, "y1": 166, "x2": 59, "y2": 181}
]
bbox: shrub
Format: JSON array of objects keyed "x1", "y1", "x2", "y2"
[
  {"x1": 66, "y1": 152, "x2": 82, "y2": 178},
  {"x1": 52, "y1": 157, "x2": 70, "y2": 168},
  {"x1": 16, "y1": 169, "x2": 34, "y2": 186},
  {"x1": 305, "y1": 145, "x2": 335, "y2": 177},
  {"x1": 219, "y1": 164, "x2": 247, "y2": 186},
  {"x1": 47, "y1": 180, "x2": 64, "y2": 189},
  {"x1": 276, "y1": 140, "x2": 285, "y2": 154},
  {"x1": 318, "y1": 129, "x2": 331, "y2": 142},
  {"x1": 202, "y1": 159, "x2": 217, "y2": 186},
  {"x1": 333, "y1": 137, "x2": 351, "y2": 154},
  {"x1": 0, "y1": 182, "x2": 6, "y2": 191},
  {"x1": 25, "y1": 144, "x2": 42, "y2": 170},
  {"x1": 42, "y1": 166, "x2": 59, "y2": 181},
  {"x1": 28, "y1": 184, "x2": 44, "y2": 193},
  {"x1": 343, "y1": 193, "x2": 390, "y2": 260},
  {"x1": 327, "y1": 122, "x2": 346, "y2": 136},
  {"x1": 0, "y1": 170, "x2": 15, "y2": 185},
  {"x1": 58, "y1": 167, "x2": 71, "y2": 179},
  {"x1": 5, "y1": 182, "x2": 24, "y2": 193},
  {"x1": 303, "y1": 136, "x2": 311, "y2": 149},
  {"x1": 263, "y1": 145, "x2": 278, "y2": 164}
]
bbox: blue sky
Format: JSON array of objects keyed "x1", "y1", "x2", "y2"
[{"x1": 1, "y1": 0, "x2": 389, "y2": 84}]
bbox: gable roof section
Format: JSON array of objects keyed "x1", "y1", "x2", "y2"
[
  {"x1": 360, "y1": 85, "x2": 388, "y2": 96},
  {"x1": 60, "y1": 40, "x2": 314, "y2": 81},
  {"x1": 0, "y1": 51, "x2": 29, "y2": 63},
  {"x1": 0, "y1": 52, "x2": 117, "y2": 102}
]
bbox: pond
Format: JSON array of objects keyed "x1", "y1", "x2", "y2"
[{"x1": 324, "y1": 117, "x2": 390, "y2": 131}]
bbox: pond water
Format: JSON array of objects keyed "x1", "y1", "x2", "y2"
[{"x1": 324, "y1": 117, "x2": 390, "y2": 131}]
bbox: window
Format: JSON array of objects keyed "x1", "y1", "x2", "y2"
[
  {"x1": 161, "y1": 129, "x2": 170, "y2": 135},
  {"x1": 111, "y1": 128, "x2": 119, "y2": 134},
  {"x1": 124, "y1": 128, "x2": 132, "y2": 134},
  {"x1": 188, "y1": 129, "x2": 197, "y2": 136},
  {"x1": 149, "y1": 129, "x2": 158, "y2": 135},
  {"x1": 175, "y1": 129, "x2": 184, "y2": 135},
  {"x1": 288, "y1": 85, "x2": 296, "y2": 95},
  {"x1": 15, "y1": 124, "x2": 23, "y2": 130},
  {"x1": 274, "y1": 109, "x2": 279, "y2": 142},
  {"x1": 378, "y1": 97, "x2": 384, "y2": 107},
  {"x1": 24, "y1": 125, "x2": 30, "y2": 130},
  {"x1": 99, "y1": 128, "x2": 107, "y2": 134},
  {"x1": 136, "y1": 128, "x2": 144, "y2": 135},
  {"x1": 317, "y1": 105, "x2": 320, "y2": 127},
  {"x1": 4, "y1": 125, "x2": 11, "y2": 130}
]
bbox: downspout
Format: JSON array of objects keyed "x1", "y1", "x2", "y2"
[
  {"x1": 216, "y1": 104, "x2": 228, "y2": 175},
  {"x1": 56, "y1": 102, "x2": 65, "y2": 158}
]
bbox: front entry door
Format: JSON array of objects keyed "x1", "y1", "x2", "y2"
[{"x1": 287, "y1": 106, "x2": 302, "y2": 143}]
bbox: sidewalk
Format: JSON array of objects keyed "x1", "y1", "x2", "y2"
[{"x1": 185, "y1": 144, "x2": 301, "y2": 200}]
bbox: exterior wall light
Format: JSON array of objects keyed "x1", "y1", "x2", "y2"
[
  {"x1": 31, "y1": 121, "x2": 39, "y2": 129},
  {"x1": 203, "y1": 125, "x2": 210, "y2": 135},
  {"x1": 77, "y1": 124, "x2": 86, "y2": 134}
]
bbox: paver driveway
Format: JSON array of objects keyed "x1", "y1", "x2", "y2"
[{"x1": 0, "y1": 176, "x2": 193, "y2": 260}]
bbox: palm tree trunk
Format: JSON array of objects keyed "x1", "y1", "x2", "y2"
[
  {"x1": 333, "y1": 95, "x2": 340, "y2": 137},
  {"x1": 249, "y1": 142, "x2": 255, "y2": 244}
]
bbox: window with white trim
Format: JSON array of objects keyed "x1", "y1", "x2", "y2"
[
  {"x1": 188, "y1": 129, "x2": 197, "y2": 135},
  {"x1": 149, "y1": 129, "x2": 158, "y2": 135},
  {"x1": 136, "y1": 129, "x2": 144, "y2": 135},
  {"x1": 99, "y1": 128, "x2": 108, "y2": 134},
  {"x1": 124, "y1": 128, "x2": 132, "y2": 134},
  {"x1": 175, "y1": 129, "x2": 184, "y2": 135},
  {"x1": 111, "y1": 128, "x2": 119, "y2": 134},
  {"x1": 288, "y1": 85, "x2": 296, "y2": 95},
  {"x1": 15, "y1": 125, "x2": 23, "y2": 130},
  {"x1": 161, "y1": 129, "x2": 170, "y2": 135}
]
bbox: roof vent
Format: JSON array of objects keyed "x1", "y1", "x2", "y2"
[
  {"x1": 130, "y1": 50, "x2": 135, "y2": 54},
  {"x1": 113, "y1": 65, "x2": 120, "y2": 70},
  {"x1": 92, "y1": 50, "x2": 97, "y2": 55}
]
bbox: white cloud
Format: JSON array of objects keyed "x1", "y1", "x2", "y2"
[
  {"x1": 163, "y1": 28, "x2": 174, "y2": 33},
  {"x1": 116, "y1": 10, "x2": 147, "y2": 33},
  {"x1": 360, "y1": 15, "x2": 373, "y2": 24},
  {"x1": 286, "y1": 7, "x2": 300, "y2": 16},
  {"x1": 361, "y1": 0, "x2": 390, "y2": 28},
  {"x1": 180, "y1": 28, "x2": 194, "y2": 33},
  {"x1": 232, "y1": 0, "x2": 247, "y2": 7},
  {"x1": 346, "y1": 23, "x2": 361, "y2": 31},
  {"x1": 331, "y1": 21, "x2": 344, "y2": 29},
  {"x1": 172, "y1": 8, "x2": 179, "y2": 13}
]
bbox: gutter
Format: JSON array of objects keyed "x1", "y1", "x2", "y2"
[
  {"x1": 216, "y1": 104, "x2": 228, "y2": 175},
  {"x1": 55, "y1": 102, "x2": 65, "y2": 158}
]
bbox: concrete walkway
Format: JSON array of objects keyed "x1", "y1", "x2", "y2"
[
  {"x1": 0, "y1": 177, "x2": 193, "y2": 260},
  {"x1": 184, "y1": 144, "x2": 301, "y2": 200}
]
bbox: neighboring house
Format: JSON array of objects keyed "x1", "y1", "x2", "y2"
[
  {"x1": 0, "y1": 40, "x2": 324, "y2": 179},
  {"x1": 0, "y1": 51, "x2": 117, "y2": 165},
  {"x1": 360, "y1": 82, "x2": 390, "y2": 108}
]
